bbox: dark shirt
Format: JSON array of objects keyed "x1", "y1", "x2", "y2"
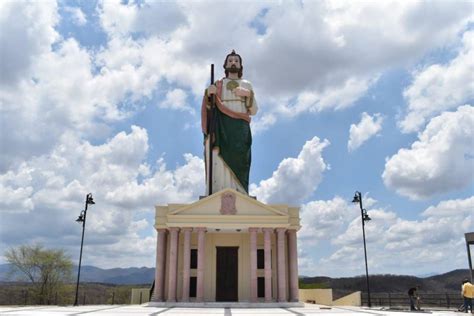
[{"x1": 408, "y1": 288, "x2": 417, "y2": 296}]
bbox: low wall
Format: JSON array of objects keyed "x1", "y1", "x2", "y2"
[
  {"x1": 130, "y1": 288, "x2": 150, "y2": 304},
  {"x1": 333, "y1": 291, "x2": 361, "y2": 306},
  {"x1": 299, "y1": 289, "x2": 361, "y2": 306},
  {"x1": 299, "y1": 289, "x2": 333, "y2": 305}
]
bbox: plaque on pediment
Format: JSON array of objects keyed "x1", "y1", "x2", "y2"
[{"x1": 220, "y1": 192, "x2": 237, "y2": 215}]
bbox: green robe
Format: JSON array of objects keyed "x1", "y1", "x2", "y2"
[{"x1": 212, "y1": 108, "x2": 252, "y2": 193}]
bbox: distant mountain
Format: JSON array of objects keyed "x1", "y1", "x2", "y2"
[
  {"x1": 0, "y1": 264, "x2": 24, "y2": 280},
  {"x1": 416, "y1": 272, "x2": 438, "y2": 278},
  {"x1": 0, "y1": 264, "x2": 154, "y2": 285},
  {"x1": 0, "y1": 264, "x2": 9, "y2": 276},
  {"x1": 424, "y1": 269, "x2": 471, "y2": 291},
  {"x1": 77, "y1": 266, "x2": 155, "y2": 284},
  {"x1": 300, "y1": 269, "x2": 471, "y2": 298},
  {"x1": 1, "y1": 263, "x2": 470, "y2": 290}
]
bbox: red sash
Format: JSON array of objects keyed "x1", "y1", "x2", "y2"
[{"x1": 201, "y1": 78, "x2": 251, "y2": 134}]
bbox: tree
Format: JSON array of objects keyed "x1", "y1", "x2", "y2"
[{"x1": 5, "y1": 244, "x2": 73, "y2": 304}]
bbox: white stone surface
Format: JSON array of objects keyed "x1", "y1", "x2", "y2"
[{"x1": 0, "y1": 304, "x2": 463, "y2": 315}]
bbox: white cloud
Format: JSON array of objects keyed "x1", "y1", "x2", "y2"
[
  {"x1": 383, "y1": 197, "x2": 471, "y2": 270},
  {"x1": 2, "y1": 1, "x2": 473, "y2": 273},
  {"x1": 253, "y1": 77, "x2": 376, "y2": 131},
  {"x1": 0, "y1": 126, "x2": 204, "y2": 267},
  {"x1": 251, "y1": 113, "x2": 277, "y2": 135},
  {"x1": 97, "y1": 0, "x2": 137, "y2": 37},
  {"x1": 383, "y1": 105, "x2": 474, "y2": 200},
  {"x1": 98, "y1": 0, "x2": 187, "y2": 38},
  {"x1": 84, "y1": 233, "x2": 157, "y2": 268},
  {"x1": 0, "y1": 1, "x2": 59, "y2": 85},
  {"x1": 105, "y1": 153, "x2": 204, "y2": 209},
  {"x1": 1, "y1": 125, "x2": 149, "y2": 212},
  {"x1": 423, "y1": 196, "x2": 474, "y2": 218},
  {"x1": 3, "y1": 1, "x2": 463, "y2": 156},
  {"x1": 400, "y1": 31, "x2": 474, "y2": 133},
  {"x1": 0, "y1": 185, "x2": 33, "y2": 214},
  {"x1": 383, "y1": 197, "x2": 473, "y2": 252},
  {"x1": 159, "y1": 88, "x2": 194, "y2": 114},
  {"x1": 250, "y1": 136, "x2": 330, "y2": 204},
  {"x1": 332, "y1": 209, "x2": 399, "y2": 247},
  {"x1": 94, "y1": 1, "x2": 473, "y2": 133},
  {"x1": 0, "y1": 166, "x2": 35, "y2": 211},
  {"x1": 246, "y1": 1, "x2": 472, "y2": 131},
  {"x1": 250, "y1": 1, "x2": 469, "y2": 95},
  {"x1": 0, "y1": 35, "x2": 161, "y2": 171},
  {"x1": 348, "y1": 113, "x2": 383, "y2": 152},
  {"x1": 301, "y1": 196, "x2": 473, "y2": 277},
  {"x1": 299, "y1": 197, "x2": 357, "y2": 244},
  {"x1": 64, "y1": 6, "x2": 87, "y2": 26}
]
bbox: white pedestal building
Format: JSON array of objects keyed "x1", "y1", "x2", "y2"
[{"x1": 149, "y1": 188, "x2": 302, "y2": 306}]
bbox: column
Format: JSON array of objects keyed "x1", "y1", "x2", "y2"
[
  {"x1": 196, "y1": 227, "x2": 206, "y2": 302},
  {"x1": 181, "y1": 228, "x2": 192, "y2": 301},
  {"x1": 263, "y1": 228, "x2": 273, "y2": 302},
  {"x1": 249, "y1": 228, "x2": 258, "y2": 302},
  {"x1": 154, "y1": 229, "x2": 167, "y2": 301},
  {"x1": 167, "y1": 227, "x2": 180, "y2": 302},
  {"x1": 287, "y1": 229, "x2": 299, "y2": 302},
  {"x1": 276, "y1": 228, "x2": 287, "y2": 302}
]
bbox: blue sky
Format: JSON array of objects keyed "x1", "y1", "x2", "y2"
[{"x1": 0, "y1": 0, "x2": 473, "y2": 277}]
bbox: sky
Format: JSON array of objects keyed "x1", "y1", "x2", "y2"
[{"x1": 0, "y1": 0, "x2": 473, "y2": 278}]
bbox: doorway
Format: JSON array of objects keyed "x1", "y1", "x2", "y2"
[{"x1": 215, "y1": 247, "x2": 238, "y2": 301}]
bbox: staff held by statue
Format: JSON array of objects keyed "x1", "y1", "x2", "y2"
[
  {"x1": 201, "y1": 50, "x2": 258, "y2": 196},
  {"x1": 207, "y1": 64, "x2": 216, "y2": 194}
]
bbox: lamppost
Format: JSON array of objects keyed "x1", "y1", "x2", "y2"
[
  {"x1": 74, "y1": 193, "x2": 95, "y2": 306},
  {"x1": 466, "y1": 232, "x2": 474, "y2": 282},
  {"x1": 352, "y1": 191, "x2": 372, "y2": 307}
]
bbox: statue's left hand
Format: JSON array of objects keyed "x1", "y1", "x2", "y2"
[{"x1": 233, "y1": 87, "x2": 251, "y2": 97}]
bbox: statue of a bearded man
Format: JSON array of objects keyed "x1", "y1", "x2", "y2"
[{"x1": 201, "y1": 50, "x2": 258, "y2": 195}]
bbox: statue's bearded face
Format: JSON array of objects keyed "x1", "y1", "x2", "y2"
[{"x1": 225, "y1": 55, "x2": 241, "y2": 73}]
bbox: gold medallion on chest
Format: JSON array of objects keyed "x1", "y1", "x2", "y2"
[{"x1": 226, "y1": 80, "x2": 239, "y2": 91}]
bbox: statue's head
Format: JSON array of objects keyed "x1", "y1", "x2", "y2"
[{"x1": 223, "y1": 50, "x2": 243, "y2": 78}]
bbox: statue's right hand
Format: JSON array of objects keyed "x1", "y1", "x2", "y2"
[{"x1": 208, "y1": 85, "x2": 217, "y2": 95}]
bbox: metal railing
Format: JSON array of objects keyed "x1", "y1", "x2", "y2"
[
  {"x1": 0, "y1": 287, "x2": 127, "y2": 305},
  {"x1": 361, "y1": 292, "x2": 464, "y2": 309}
]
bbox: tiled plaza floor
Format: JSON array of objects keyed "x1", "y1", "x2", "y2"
[{"x1": 0, "y1": 304, "x2": 468, "y2": 316}]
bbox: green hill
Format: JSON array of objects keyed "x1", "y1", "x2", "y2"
[{"x1": 299, "y1": 269, "x2": 471, "y2": 299}]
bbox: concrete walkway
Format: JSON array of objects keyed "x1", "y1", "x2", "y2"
[{"x1": 0, "y1": 304, "x2": 467, "y2": 315}]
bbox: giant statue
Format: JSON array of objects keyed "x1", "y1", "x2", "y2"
[{"x1": 201, "y1": 50, "x2": 258, "y2": 195}]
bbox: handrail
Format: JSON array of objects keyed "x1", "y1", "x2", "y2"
[
  {"x1": 360, "y1": 292, "x2": 463, "y2": 309},
  {"x1": 149, "y1": 280, "x2": 155, "y2": 301}
]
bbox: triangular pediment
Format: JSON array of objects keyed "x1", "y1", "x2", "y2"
[{"x1": 169, "y1": 188, "x2": 288, "y2": 216}]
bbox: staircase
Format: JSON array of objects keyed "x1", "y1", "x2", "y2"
[{"x1": 149, "y1": 280, "x2": 158, "y2": 302}]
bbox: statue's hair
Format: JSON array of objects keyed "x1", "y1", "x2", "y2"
[{"x1": 223, "y1": 49, "x2": 243, "y2": 78}]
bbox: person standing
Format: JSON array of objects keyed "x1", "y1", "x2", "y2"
[
  {"x1": 408, "y1": 286, "x2": 421, "y2": 311},
  {"x1": 462, "y1": 278, "x2": 474, "y2": 313}
]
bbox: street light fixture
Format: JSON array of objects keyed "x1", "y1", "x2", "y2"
[
  {"x1": 74, "y1": 193, "x2": 95, "y2": 306},
  {"x1": 352, "y1": 191, "x2": 372, "y2": 307}
]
